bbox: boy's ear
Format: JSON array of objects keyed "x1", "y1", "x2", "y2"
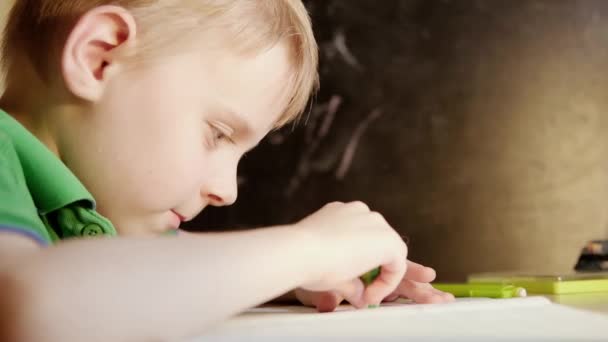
[{"x1": 61, "y1": 6, "x2": 137, "y2": 102}]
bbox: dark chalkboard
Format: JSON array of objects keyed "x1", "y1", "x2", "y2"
[{"x1": 186, "y1": 0, "x2": 608, "y2": 281}]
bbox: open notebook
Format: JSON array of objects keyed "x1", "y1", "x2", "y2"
[{"x1": 192, "y1": 297, "x2": 608, "y2": 341}]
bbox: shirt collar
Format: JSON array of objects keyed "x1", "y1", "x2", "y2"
[{"x1": 0, "y1": 110, "x2": 96, "y2": 215}]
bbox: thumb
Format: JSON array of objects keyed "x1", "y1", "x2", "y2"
[
  {"x1": 335, "y1": 278, "x2": 366, "y2": 309},
  {"x1": 363, "y1": 260, "x2": 407, "y2": 306}
]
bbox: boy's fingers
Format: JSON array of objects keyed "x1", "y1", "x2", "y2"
[
  {"x1": 294, "y1": 289, "x2": 344, "y2": 312},
  {"x1": 383, "y1": 292, "x2": 400, "y2": 303},
  {"x1": 363, "y1": 259, "x2": 407, "y2": 306},
  {"x1": 397, "y1": 280, "x2": 438, "y2": 303},
  {"x1": 313, "y1": 291, "x2": 343, "y2": 313},
  {"x1": 336, "y1": 278, "x2": 366, "y2": 309},
  {"x1": 434, "y1": 288, "x2": 455, "y2": 302},
  {"x1": 396, "y1": 280, "x2": 455, "y2": 304},
  {"x1": 404, "y1": 260, "x2": 436, "y2": 283},
  {"x1": 293, "y1": 288, "x2": 316, "y2": 307}
]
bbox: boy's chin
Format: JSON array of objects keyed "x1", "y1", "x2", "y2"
[{"x1": 113, "y1": 216, "x2": 177, "y2": 237}]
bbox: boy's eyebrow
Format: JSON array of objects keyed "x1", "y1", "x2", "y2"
[
  {"x1": 218, "y1": 106, "x2": 253, "y2": 137},
  {"x1": 216, "y1": 103, "x2": 267, "y2": 152}
]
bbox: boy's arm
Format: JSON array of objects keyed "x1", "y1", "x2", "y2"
[{"x1": 0, "y1": 227, "x2": 318, "y2": 342}]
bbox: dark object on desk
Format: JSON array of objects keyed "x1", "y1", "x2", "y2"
[{"x1": 575, "y1": 240, "x2": 608, "y2": 272}]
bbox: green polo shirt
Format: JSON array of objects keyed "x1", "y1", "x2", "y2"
[{"x1": 0, "y1": 109, "x2": 117, "y2": 245}]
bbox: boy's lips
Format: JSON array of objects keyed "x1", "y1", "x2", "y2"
[{"x1": 171, "y1": 210, "x2": 187, "y2": 222}]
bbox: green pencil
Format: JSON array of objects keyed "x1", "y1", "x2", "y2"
[
  {"x1": 360, "y1": 267, "x2": 381, "y2": 286},
  {"x1": 360, "y1": 267, "x2": 381, "y2": 308}
]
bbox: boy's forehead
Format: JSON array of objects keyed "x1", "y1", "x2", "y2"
[
  {"x1": 130, "y1": 36, "x2": 293, "y2": 135},
  {"x1": 200, "y1": 42, "x2": 293, "y2": 130}
]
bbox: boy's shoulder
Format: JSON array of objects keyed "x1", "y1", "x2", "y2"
[
  {"x1": 0, "y1": 124, "x2": 26, "y2": 184},
  {"x1": 0, "y1": 118, "x2": 53, "y2": 244},
  {"x1": 0, "y1": 109, "x2": 117, "y2": 244}
]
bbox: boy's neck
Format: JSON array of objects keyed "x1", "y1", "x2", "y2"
[
  {"x1": 0, "y1": 94, "x2": 63, "y2": 158},
  {"x1": 0, "y1": 106, "x2": 62, "y2": 158},
  {"x1": 0, "y1": 58, "x2": 71, "y2": 157}
]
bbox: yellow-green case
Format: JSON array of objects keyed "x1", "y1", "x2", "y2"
[{"x1": 467, "y1": 272, "x2": 608, "y2": 294}]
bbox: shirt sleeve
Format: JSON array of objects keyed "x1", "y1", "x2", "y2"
[{"x1": 0, "y1": 133, "x2": 52, "y2": 245}]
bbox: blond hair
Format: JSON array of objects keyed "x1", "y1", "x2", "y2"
[{"x1": 2, "y1": 0, "x2": 318, "y2": 126}]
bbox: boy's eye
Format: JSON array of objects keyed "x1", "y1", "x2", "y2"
[
  {"x1": 208, "y1": 125, "x2": 232, "y2": 147},
  {"x1": 212, "y1": 127, "x2": 226, "y2": 142}
]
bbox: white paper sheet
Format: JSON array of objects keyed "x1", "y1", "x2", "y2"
[{"x1": 192, "y1": 297, "x2": 608, "y2": 341}]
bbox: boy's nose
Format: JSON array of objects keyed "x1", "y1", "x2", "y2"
[
  {"x1": 206, "y1": 191, "x2": 237, "y2": 206},
  {"x1": 201, "y1": 175, "x2": 238, "y2": 207}
]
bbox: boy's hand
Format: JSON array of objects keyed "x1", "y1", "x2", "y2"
[
  {"x1": 295, "y1": 201, "x2": 408, "y2": 308},
  {"x1": 295, "y1": 261, "x2": 455, "y2": 312},
  {"x1": 381, "y1": 261, "x2": 455, "y2": 304}
]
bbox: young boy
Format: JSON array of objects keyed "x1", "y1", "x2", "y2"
[{"x1": 0, "y1": 0, "x2": 453, "y2": 341}]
